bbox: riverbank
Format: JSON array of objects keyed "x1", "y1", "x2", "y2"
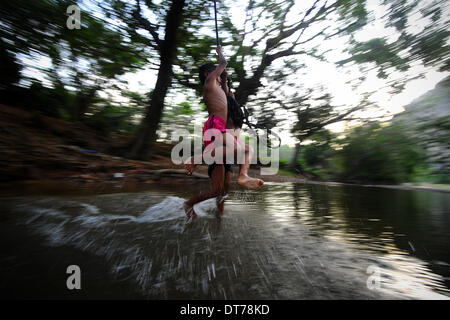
[
  {"x1": 302, "y1": 180, "x2": 450, "y2": 194},
  {"x1": 3, "y1": 173, "x2": 448, "y2": 197},
  {"x1": 1, "y1": 104, "x2": 448, "y2": 196},
  {"x1": 0, "y1": 104, "x2": 305, "y2": 195}
]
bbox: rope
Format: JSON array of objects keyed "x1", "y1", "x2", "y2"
[{"x1": 213, "y1": 0, "x2": 220, "y2": 46}]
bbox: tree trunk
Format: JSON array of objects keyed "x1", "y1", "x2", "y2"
[
  {"x1": 290, "y1": 142, "x2": 302, "y2": 172},
  {"x1": 234, "y1": 55, "x2": 272, "y2": 106},
  {"x1": 75, "y1": 87, "x2": 97, "y2": 121},
  {"x1": 128, "y1": 0, "x2": 185, "y2": 160}
]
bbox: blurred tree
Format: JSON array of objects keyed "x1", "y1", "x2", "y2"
[
  {"x1": 85, "y1": 90, "x2": 148, "y2": 136},
  {"x1": 302, "y1": 129, "x2": 335, "y2": 177},
  {"x1": 158, "y1": 99, "x2": 203, "y2": 142},
  {"x1": 336, "y1": 123, "x2": 428, "y2": 183},
  {"x1": 177, "y1": 0, "x2": 370, "y2": 103},
  {"x1": 392, "y1": 76, "x2": 450, "y2": 183},
  {"x1": 337, "y1": 0, "x2": 450, "y2": 93},
  {"x1": 0, "y1": 38, "x2": 22, "y2": 91},
  {"x1": 0, "y1": 0, "x2": 146, "y2": 120},
  {"x1": 288, "y1": 90, "x2": 369, "y2": 171},
  {"x1": 106, "y1": 0, "x2": 188, "y2": 159},
  {"x1": 108, "y1": 0, "x2": 445, "y2": 162}
]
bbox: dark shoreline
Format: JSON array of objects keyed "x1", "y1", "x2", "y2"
[{"x1": 1, "y1": 176, "x2": 448, "y2": 198}]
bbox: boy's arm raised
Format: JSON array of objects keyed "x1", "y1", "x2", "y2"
[{"x1": 205, "y1": 46, "x2": 227, "y2": 85}]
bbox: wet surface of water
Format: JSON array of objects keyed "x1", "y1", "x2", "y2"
[{"x1": 1, "y1": 182, "x2": 449, "y2": 299}]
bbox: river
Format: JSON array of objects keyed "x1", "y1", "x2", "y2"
[{"x1": 1, "y1": 182, "x2": 449, "y2": 299}]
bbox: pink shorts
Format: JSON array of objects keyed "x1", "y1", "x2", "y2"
[{"x1": 203, "y1": 114, "x2": 227, "y2": 147}]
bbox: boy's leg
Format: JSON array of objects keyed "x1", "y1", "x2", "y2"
[
  {"x1": 209, "y1": 132, "x2": 263, "y2": 190},
  {"x1": 220, "y1": 134, "x2": 263, "y2": 190},
  {"x1": 184, "y1": 153, "x2": 203, "y2": 175},
  {"x1": 184, "y1": 156, "x2": 195, "y2": 175},
  {"x1": 217, "y1": 169, "x2": 232, "y2": 215},
  {"x1": 184, "y1": 164, "x2": 225, "y2": 219},
  {"x1": 236, "y1": 143, "x2": 264, "y2": 190}
]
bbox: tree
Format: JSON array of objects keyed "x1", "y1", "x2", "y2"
[
  {"x1": 288, "y1": 89, "x2": 371, "y2": 170},
  {"x1": 302, "y1": 129, "x2": 335, "y2": 177},
  {"x1": 107, "y1": 0, "x2": 190, "y2": 159},
  {"x1": 108, "y1": 0, "x2": 394, "y2": 161},
  {"x1": 110, "y1": 0, "x2": 448, "y2": 162},
  {"x1": 392, "y1": 76, "x2": 450, "y2": 182},
  {"x1": 337, "y1": 0, "x2": 450, "y2": 93},
  {"x1": 0, "y1": 0, "x2": 146, "y2": 120},
  {"x1": 0, "y1": 38, "x2": 21, "y2": 91},
  {"x1": 336, "y1": 123, "x2": 428, "y2": 183},
  {"x1": 177, "y1": 0, "x2": 371, "y2": 104},
  {"x1": 127, "y1": 0, "x2": 187, "y2": 159}
]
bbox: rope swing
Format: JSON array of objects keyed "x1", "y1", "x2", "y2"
[{"x1": 213, "y1": 0, "x2": 220, "y2": 46}]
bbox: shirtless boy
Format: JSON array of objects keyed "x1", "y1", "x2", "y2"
[{"x1": 183, "y1": 46, "x2": 263, "y2": 219}]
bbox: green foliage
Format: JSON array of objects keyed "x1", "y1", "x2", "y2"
[
  {"x1": 25, "y1": 81, "x2": 76, "y2": 119},
  {"x1": 418, "y1": 115, "x2": 450, "y2": 134},
  {"x1": 290, "y1": 93, "x2": 335, "y2": 142},
  {"x1": 335, "y1": 123, "x2": 429, "y2": 183},
  {"x1": 339, "y1": 37, "x2": 411, "y2": 78},
  {"x1": 0, "y1": 0, "x2": 147, "y2": 121},
  {"x1": 85, "y1": 104, "x2": 137, "y2": 135},
  {"x1": 339, "y1": 0, "x2": 450, "y2": 90},
  {"x1": 296, "y1": 130, "x2": 335, "y2": 179},
  {"x1": 159, "y1": 99, "x2": 206, "y2": 140},
  {"x1": 95, "y1": 90, "x2": 148, "y2": 135}
]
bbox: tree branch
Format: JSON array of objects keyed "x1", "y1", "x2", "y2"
[
  {"x1": 319, "y1": 105, "x2": 364, "y2": 129},
  {"x1": 132, "y1": 0, "x2": 162, "y2": 51},
  {"x1": 173, "y1": 72, "x2": 198, "y2": 91}
]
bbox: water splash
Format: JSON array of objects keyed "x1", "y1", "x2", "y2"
[
  {"x1": 4, "y1": 184, "x2": 450, "y2": 300},
  {"x1": 137, "y1": 196, "x2": 217, "y2": 223}
]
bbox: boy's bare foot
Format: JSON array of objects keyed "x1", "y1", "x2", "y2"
[
  {"x1": 184, "y1": 157, "x2": 196, "y2": 175},
  {"x1": 237, "y1": 174, "x2": 264, "y2": 190},
  {"x1": 183, "y1": 202, "x2": 197, "y2": 219}
]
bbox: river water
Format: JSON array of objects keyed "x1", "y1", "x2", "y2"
[{"x1": 1, "y1": 182, "x2": 449, "y2": 299}]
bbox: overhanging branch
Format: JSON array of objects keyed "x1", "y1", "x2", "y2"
[{"x1": 133, "y1": 0, "x2": 162, "y2": 52}]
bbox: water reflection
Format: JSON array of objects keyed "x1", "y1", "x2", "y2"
[
  {"x1": 261, "y1": 183, "x2": 450, "y2": 297},
  {"x1": 0, "y1": 183, "x2": 449, "y2": 299}
]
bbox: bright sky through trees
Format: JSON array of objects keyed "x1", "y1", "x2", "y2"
[
  {"x1": 17, "y1": 0, "x2": 449, "y2": 146},
  {"x1": 122, "y1": 0, "x2": 448, "y2": 145}
]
